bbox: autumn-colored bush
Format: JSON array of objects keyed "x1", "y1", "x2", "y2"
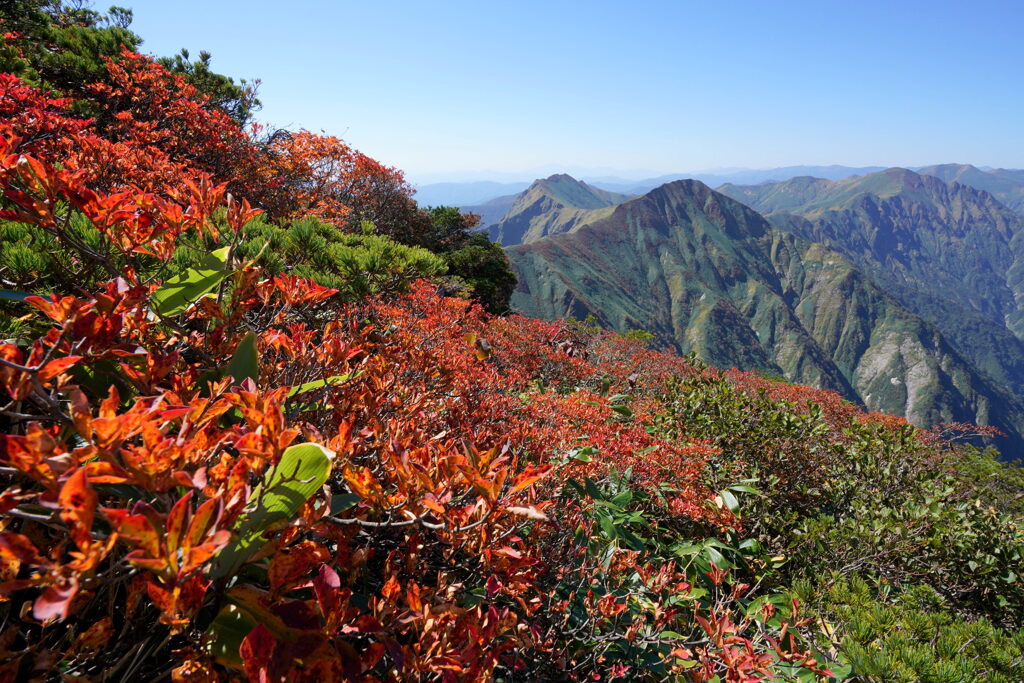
[
  {"x1": 0, "y1": 28, "x2": 516, "y2": 311},
  {"x1": 0, "y1": 97, "x2": 851, "y2": 679},
  {"x1": 0, "y1": 15, "x2": 1021, "y2": 683}
]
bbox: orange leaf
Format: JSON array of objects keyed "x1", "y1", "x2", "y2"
[
  {"x1": 0, "y1": 532, "x2": 42, "y2": 565},
  {"x1": 184, "y1": 496, "x2": 222, "y2": 549},
  {"x1": 102, "y1": 508, "x2": 162, "y2": 560},
  {"x1": 508, "y1": 464, "x2": 552, "y2": 496},
  {"x1": 381, "y1": 575, "x2": 401, "y2": 603},
  {"x1": 165, "y1": 491, "x2": 192, "y2": 559},
  {"x1": 38, "y1": 355, "x2": 82, "y2": 382},
  {"x1": 68, "y1": 388, "x2": 92, "y2": 440},
  {"x1": 70, "y1": 617, "x2": 114, "y2": 654}
]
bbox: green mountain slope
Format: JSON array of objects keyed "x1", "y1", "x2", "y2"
[
  {"x1": 486, "y1": 174, "x2": 632, "y2": 245},
  {"x1": 918, "y1": 163, "x2": 1024, "y2": 214},
  {"x1": 719, "y1": 169, "x2": 1024, "y2": 399},
  {"x1": 508, "y1": 179, "x2": 1024, "y2": 453}
]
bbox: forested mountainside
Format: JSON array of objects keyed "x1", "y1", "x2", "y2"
[
  {"x1": 507, "y1": 179, "x2": 1024, "y2": 455},
  {"x1": 430, "y1": 166, "x2": 889, "y2": 207},
  {"x1": 1, "y1": 3, "x2": 1022, "y2": 682}
]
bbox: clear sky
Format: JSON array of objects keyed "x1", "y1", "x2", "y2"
[{"x1": 124, "y1": 0, "x2": 1023, "y2": 181}]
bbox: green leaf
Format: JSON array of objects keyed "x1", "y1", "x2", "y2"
[
  {"x1": 584, "y1": 477, "x2": 604, "y2": 502},
  {"x1": 702, "y1": 545, "x2": 729, "y2": 568},
  {"x1": 659, "y1": 630, "x2": 687, "y2": 640},
  {"x1": 205, "y1": 603, "x2": 255, "y2": 668},
  {"x1": 71, "y1": 359, "x2": 133, "y2": 399},
  {"x1": 829, "y1": 664, "x2": 854, "y2": 680},
  {"x1": 330, "y1": 493, "x2": 361, "y2": 514},
  {"x1": 211, "y1": 443, "x2": 333, "y2": 578},
  {"x1": 199, "y1": 246, "x2": 231, "y2": 270},
  {"x1": 686, "y1": 587, "x2": 708, "y2": 600},
  {"x1": 610, "y1": 489, "x2": 633, "y2": 508},
  {"x1": 0, "y1": 289, "x2": 33, "y2": 302},
  {"x1": 673, "y1": 543, "x2": 701, "y2": 557},
  {"x1": 151, "y1": 267, "x2": 231, "y2": 317},
  {"x1": 617, "y1": 524, "x2": 645, "y2": 551},
  {"x1": 738, "y1": 538, "x2": 762, "y2": 553},
  {"x1": 610, "y1": 403, "x2": 633, "y2": 418},
  {"x1": 569, "y1": 449, "x2": 593, "y2": 463},
  {"x1": 598, "y1": 512, "x2": 617, "y2": 540},
  {"x1": 719, "y1": 489, "x2": 740, "y2": 513},
  {"x1": 197, "y1": 368, "x2": 225, "y2": 396},
  {"x1": 287, "y1": 373, "x2": 355, "y2": 397},
  {"x1": 226, "y1": 332, "x2": 258, "y2": 384}
]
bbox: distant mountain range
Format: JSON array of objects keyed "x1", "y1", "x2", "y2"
[
  {"x1": 483, "y1": 168, "x2": 1024, "y2": 458},
  {"x1": 422, "y1": 163, "x2": 1024, "y2": 211},
  {"x1": 417, "y1": 165, "x2": 895, "y2": 207},
  {"x1": 917, "y1": 164, "x2": 1024, "y2": 214},
  {"x1": 415, "y1": 181, "x2": 532, "y2": 207}
]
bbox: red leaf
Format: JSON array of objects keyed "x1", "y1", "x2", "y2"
[
  {"x1": 381, "y1": 574, "x2": 401, "y2": 603},
  {"x1": 68, "y1": 387, "x2": 92, "y2": 439},
  {"x1": 240, "y1": 623, "x2": 279, "y2": 683},
  {"x1": 164, "y1": 490, "x2": 192, "y2": 557},
  {"x1": 33, "y1": 578, "x2": 78, "y2": 622},
  {"x1": 102, "y1": 508, "x2": 162, "y2": 560},
  {"x1": 508, "y1": 464, "x2": 552, "y2": 496},
  {"x1": 58, "y1": 468, "x2": 96, "y2": 549}
]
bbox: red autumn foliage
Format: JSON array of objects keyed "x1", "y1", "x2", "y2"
[
  {"x1": 86, "y1": 49, "x2": 261, "y2": 195},
  {"x1": 0, "y1": 52, "x2": 925, "y2": 681},
  {"x1": 0, "y1": 36, "x2": 415, "y2": 226}
]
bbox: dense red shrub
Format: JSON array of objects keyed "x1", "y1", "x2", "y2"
[{"x1": 0, "y1": 56, "x2": 898, "y2": 681}]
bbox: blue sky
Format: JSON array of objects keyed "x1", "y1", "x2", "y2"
[{"x1": 125, "y1": 1, "x2": 1023, "y2": 181}]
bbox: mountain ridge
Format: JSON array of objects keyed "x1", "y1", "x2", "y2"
[
  {"x1": 917, "y1": 163, "x2": 1024, "y2": 214},
  {"x1": 718, "y1": 168, "x2": 1024, "y2": 404},
  {"x1": 508, "y1": 177, "x2": 1024, "y2": 456}
]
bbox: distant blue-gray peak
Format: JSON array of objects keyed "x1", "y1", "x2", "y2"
[{"x1": 504, "y1": 171, "x2": 1024, "y2": 459}]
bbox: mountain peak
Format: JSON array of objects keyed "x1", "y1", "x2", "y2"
[
  {"x1": 525, "y1": 174, "x2": 628, "y2": 210},
  {"x1": 541, "y1": 172, "x2": 577, "y2": 183},
  {"x1": 486, "y1": 175, "x2": 634, "y2": 245}
]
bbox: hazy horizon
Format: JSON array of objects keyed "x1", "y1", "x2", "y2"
[
  {"x1": 125, "y1": 0, "x2": 1024, "y2": 178},
  {"x1": 407, "y1": 162, "x2": 1010, "y2": 186}
]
